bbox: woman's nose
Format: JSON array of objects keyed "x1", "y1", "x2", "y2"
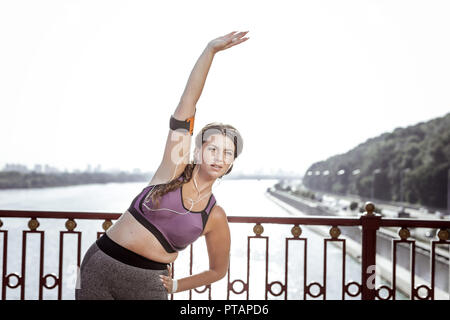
[{"x1": 214, "y1": 152, "x2": 223, "y2": 162}]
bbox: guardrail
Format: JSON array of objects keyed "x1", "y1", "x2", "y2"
[{"x1": 0, "y1": 203, "x2": 449, "y2": 300}]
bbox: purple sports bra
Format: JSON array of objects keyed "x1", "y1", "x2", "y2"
[{"x1": 127, "y1": 178, "x2": 217, "y2": 253}]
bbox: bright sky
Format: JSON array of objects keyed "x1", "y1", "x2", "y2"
[{"x1": 1, "y1": 0, "x2": 449, "y2": 175}]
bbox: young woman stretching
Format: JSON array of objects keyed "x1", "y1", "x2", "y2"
[{"x1": 75, "y1": 30, "x2": 248, "y2": 300}]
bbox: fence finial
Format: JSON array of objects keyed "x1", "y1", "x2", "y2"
[
  {"x1": 329, "y1": 226, "x2": 341, "y2": 239},
  {"x1": 398, "y1": 227, "x2": 410, "y2": 240},
  {"x1": 253, "y1": 223, "x2": 264, "y2": 236},
  {"x1": 65, "y1": 218, "x2": 77, "y2": 231},
  {"x1": 437, "y1": 229, "x2": 449, "y2": 241},
  {"x1": 291, "y1": 225, "x2": 302, "y2": 238},
  {"x1": 364, "y1": 202, "x2": 375, "y2": 216},
  {"x1": 28, "y1": 218, "x2": 39, "y2": 231},
  {"x1": 102, "y1": 219, "x2": 113, "y2": 231}
]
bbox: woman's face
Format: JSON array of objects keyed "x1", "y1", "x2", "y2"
[{"x1": 195, "y1": 133, "x2": 235, "y2": 179}]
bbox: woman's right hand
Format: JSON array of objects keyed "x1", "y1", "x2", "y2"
[{"x1": 207, "y1": 31, "x2": 249, "y2": 54}]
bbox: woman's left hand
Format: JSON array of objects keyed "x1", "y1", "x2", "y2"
[
  {"x1": 207, "y1": 31, "x2": 250, "y2": 54},
  {"x1": 160, "y1": 264, "x2": 174, "y2": 293}
]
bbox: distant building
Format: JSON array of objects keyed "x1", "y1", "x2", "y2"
[
  {"x1": 3, "y1": 163, "x2": 29, "y2": 173},
  {"x1": 33, "y1": 164, "x2": 43, "y2": 173},
  {"x1": 107, "y1": 168, "x2": 123, "y2": 174},
  {"x1": 44, "y1": 164, "x2": 60, "y2": 173}
]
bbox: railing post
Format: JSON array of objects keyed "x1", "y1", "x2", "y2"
[{"x1": 360, "y1": 202, "x2": 382, "y2": 300}]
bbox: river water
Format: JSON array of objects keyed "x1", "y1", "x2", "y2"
[{"x1": 0, "y1": 179, "x2": 407, "y2": 300}]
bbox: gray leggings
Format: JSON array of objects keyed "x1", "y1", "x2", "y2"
[{"x1": 75, "y1": 234, "x2": 169, "y2": 300}]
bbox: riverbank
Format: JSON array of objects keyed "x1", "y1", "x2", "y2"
[{"x1": 0, "y1": 171, "x2": 151, "y2": 189}]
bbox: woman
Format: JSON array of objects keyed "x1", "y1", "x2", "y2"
[{"x1": 75, "y1": 30, "x2": 248, "y2": 300}]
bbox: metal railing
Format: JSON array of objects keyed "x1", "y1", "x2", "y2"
[{"x1": 0, "y1": 202, "x2": 449, "y2": 300}]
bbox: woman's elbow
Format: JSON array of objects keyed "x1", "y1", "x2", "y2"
[
  {"x1": 218, "y1": 269, "x2": 228, "y2": 280},
  {"x1": 211, "y1": 268, "x2": 228, "y2": 281}
]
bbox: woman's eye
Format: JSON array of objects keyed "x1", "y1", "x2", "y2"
[{"x1": 208, "y1": 146, "x2": 232, "y2": 157}]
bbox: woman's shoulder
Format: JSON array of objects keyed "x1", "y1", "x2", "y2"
[
  {"x1": 203, "y1": 204, "x2": 228, "y2": 236},
  {"x1": 209, "y1": 204, "x2": 227, "y2": 220}
]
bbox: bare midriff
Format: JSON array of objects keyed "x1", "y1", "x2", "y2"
[{"x1": 105, "y1": 210, "x2": 179, "y2": 264}]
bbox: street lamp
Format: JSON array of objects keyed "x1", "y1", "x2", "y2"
[
  {"x1": 447, "y1": 168, "x2": 450, "y2": 215},
  {"x1": 336, "y1": 169, "x2": 346, "y2": 195},
  {"x1": 345, "y1": 169, "x2": 360, "y2": 196},
  {"x1": 371, "y1": 168, "x2": 381, "y2": 200},
  {"x1": 400, "y1": 168, "x2": 411, "y2": 203}
]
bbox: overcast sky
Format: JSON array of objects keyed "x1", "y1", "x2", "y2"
[{"x1": 1, "y1": 0, "x2": 449, "y2": 175}]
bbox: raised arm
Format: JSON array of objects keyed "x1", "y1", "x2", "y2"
[{"x1": 149, "y1": 31, "x2": 249, "y2": 186}]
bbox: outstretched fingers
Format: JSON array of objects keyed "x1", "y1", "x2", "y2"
[
  {"x1": 224, "y1": 32, "x2": 249, "y2": 49},
  {"x1": 224, "y1": 31, "x2": 238, "y2": 38},
  {"x1": 208, "y1": 30, "x2": 250, "y2": 53}
]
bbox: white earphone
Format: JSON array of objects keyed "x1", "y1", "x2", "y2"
[{"x1": 143, "y1": 160, "x2": 232, "y2": 215}]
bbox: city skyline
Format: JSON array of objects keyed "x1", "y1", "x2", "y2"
[{"x1": 0, "y1": 161, "x2": 303, "y2": 177}]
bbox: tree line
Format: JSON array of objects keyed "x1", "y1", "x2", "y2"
[{"x1": 302, "y1": 112, "x2": 450, "y2": 210}]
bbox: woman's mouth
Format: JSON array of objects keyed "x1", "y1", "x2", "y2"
[{"x1": 210, "y1": 164, "x2": 222, "y2": 171}]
